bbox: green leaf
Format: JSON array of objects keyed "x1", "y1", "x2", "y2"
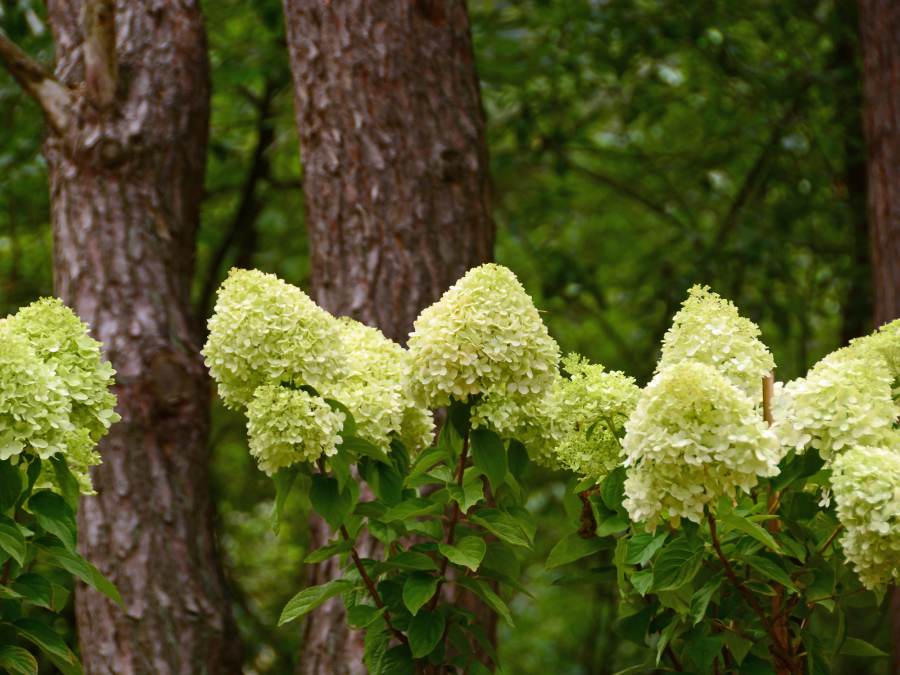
[
  {"x1": 310, "y1": 474, "x2": 356, "y2": 530},
  {"x1": 304, "y1": 539, "x2": 353, "y2": 564},
  {"x1": 407, "y1": 610, "x2": 445, "y2": 659},
  {"x1": 508, "y1": 439, "x2": 529, "y2": 478},
  {"x1": 0, "y1": 517, "x2": 26, "y2": 566},
  {"x1": 11, "y1": 574, "x2": 52, "y2": 609},
  {"x1": 373, "y1": 645, "x2": 414, "y2": 675},
  {"x1": 469, "y1": 428, "x2": 507, "y2": 491},
  {"x1": 690, "y1": 573, "x2": 723, "y2": 625},
  {"x1": 438, "y1": 536, "x2": 486, "y2": 571},
  {"x1": 382, "y1": 498, "x2": 441, "y2": 523},
  {"x1": 13, "y1": 619, "x2": 79, "y2": 667},
  {"x1": 625, "y1": 531, "x2": 667, "y2": 566},
  {"x1": 600, "y1": 467, "x2": 627, "y2": 513},
  {"x1": 546, "y1": 532, "x2": 605, "y2": 569},
  {"x1": 402, "y1": 573, "x2": 439, "y2": 616},
  {"x1": 346, "y1": 604, "x2": 385, "y2": 628},
  {"x1": 630, "y1": 569, "x2": 653, "y2": 595},
  {"x1": 0, "y1": 645, "x2": 38, "y2": 675},
  {"x1": 341, "y1": 435, "x2": 391, "y2": 464},
  {"x1": 652, "y1": 537, "x2": 702, "y2": 591},
  {"x1": 0, "y1": 461, "x2": 22, "y2": 512},
  {"x1": 278, "y1": 579, "x2": 354, "y2": 625},
  {"x1": 383, "y1": 551, "x2": 439, "y2": 571},
  {"x1": 49, "y1": 457, "x2": 80, "y2": 513},
  {"x1": 595, "y1": 513, "x2": 629, "y2": 536},
  {"x1": 408, "y1": 446, "x2": 449, "y2": 481},
  {"x1": 469, "y1": 509, "x2": 532, "y2": 548},
  {"x1": 457, "y1": 577, "x2": 514, "y2": 626},
  {"x1": 745, "y1": 555, "x2": 798, "y2": 593},
  {"x1": 719, "y1": 512, "x2": 781, "y2": 554},
  {"x1": 655, "y1": 618, "x2": 681, "y2": 665},
  {"x1": 271, "y1": 466, "x2": 299, "y2": 534},
  {"x1": 27, "y1": 490, "x2": 77, "y2": 551},
  {"x1": 838, "y1": 638, "x2": 888, "y2": 658},
  {"x1": 41, "y1": 546, "x2": 122, "y2": 606}
]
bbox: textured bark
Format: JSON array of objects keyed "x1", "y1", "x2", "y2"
[
  {"x1": 859, "y1": 0, "x2": 900, "y2": 328},
  {"x1": 42, "y1": 1, "x2": 241, "y2": 673},
  {"x1": 282, "y1": 1, "x2": 494, "y2": 672},
  {"x1": 283, "y1": 0, "x2": 494, "y2": 345},
  {"x1": 858, "y1": 3, "x2": 900, "y2": 673}
]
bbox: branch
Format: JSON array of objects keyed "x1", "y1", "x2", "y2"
[
  {"x1": 81, "y1": 0, "x2": 117, "y2": 108},
  {"x1": 0, "y1": 31, "x2": 74, "y2": 133}
]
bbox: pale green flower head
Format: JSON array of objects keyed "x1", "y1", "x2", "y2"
[
  {"x1": 471, "y1": 388, "x2": 561, "y2": 467},
  {"x1": 407, "y1": 263, "x2": 560, "y2": 412},
  {"x1": 330, "y1": 317, "x2": 433, "y2": 454},
  {"x1": 623, "y1": 361, "x2": 781, "y2": 527},
  {"x1": 657, "y1": 285, "x2": 775, "y2": 399},
  {"x1": 38, "y1": 428, "x2": 102, "y2": 495},
  {"x1": 10, "y1": 297, "x2": 119, "y2": 440},
  {"x1": 203, "y1": 269, "x2": 347, "y2": 409},
  {"x1": 774, "y1": 346, "x2": 896, "y2": 461},
  {"x1": 851, "y1": 318, "x2": 899, "y2": 381},
  {"x1": 551, "y1": 354, "x2": 640, "y2": 483},
  {"x1": 831, "y1": 443, "x2": 900, "y2": 591},
  {"x1": 0, "y1": 319, "x2": 73, "y2": 461},
  {"x1": 246, "y1": 385, "x2": 345, "y2": 476}
]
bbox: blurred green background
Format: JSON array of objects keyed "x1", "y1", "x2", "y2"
[{"x1": 0, "y1": 0, "x2": 888, "y2": 672}]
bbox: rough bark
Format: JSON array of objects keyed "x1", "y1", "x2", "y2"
[
  {"x1": 283, "y1": 0, "x2": 494, "y2": 345},
  {"x1": 39, "y1": 1, "x2": 240, "y2": 672},
  {"x1": 858, "y1": 2, "x2": 900, "y2": 673},
  {"x1": 282, "y1": 1, "x2": 494, "y2": 672}
]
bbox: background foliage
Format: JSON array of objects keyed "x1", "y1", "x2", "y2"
[{"x1": 0, "y1": 0, "x2": 887, "y2": 672}]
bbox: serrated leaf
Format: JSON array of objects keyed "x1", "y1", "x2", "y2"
[
  {"x1": 40, "y1": 546, "x2": 122, "y2": 606},
  {"x1": 652, "y1": 537, "x2": 702, "y2": 591},
  {"x1": 0, "y1": 645, "x2": 38, "y2": 675},
  {"x1": 439, "y1": 536, "x2": 486, "y2": 571},
  {"x1": 407, "y1": 611, "x2": 445, "y2": 659},
  {"x1": 546, "y1": 532, "x2": 605, "y2": 569},
  {"x1": 278, "y1": 579, "x2": 354, "y2": 625},
  {"x1": 469, "y1": 428, "x2": 507, "y2": 491},
  {"x1": 402, "y1": 573, "x2": 439, "y2": 616},
  {"x1": 719, "y1": 512, "x2": 781, "y2": 553}
]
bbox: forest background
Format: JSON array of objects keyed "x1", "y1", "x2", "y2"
[{"x1": 0, "y1": 0, "x2": 896, "y2": 673}]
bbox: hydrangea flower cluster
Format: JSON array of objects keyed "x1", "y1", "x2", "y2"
[
  {"x1": 831, "y1": 444, "x2": 900, "y2": 591},
  {"x1": 623, "y1": 361, "x2": 781, "y2": 526},
  {"x1": 774, "y1": 346, "x2": 896, "y2": 461},
  {"x1": 656, "y1": 285, "x2": 775, "y2": 399},
  {"x1": 551, "y1": 354, "x2": 640, "y2": 482},
  {"x1": 246, "y1": 385, "x2": 345, "y2": 476},
  {"x1": 203, "y1": 269, "x2": 347, "y2": 409},
  {"x1": 330, "y1": 318, "x2": 433, "y2": 454},
  {"x1": 0, "y1": 299, "x2": 118, "y2": 492},
  {"x1": 408, "y1": 264, "x2": 560, "y2": 435}
]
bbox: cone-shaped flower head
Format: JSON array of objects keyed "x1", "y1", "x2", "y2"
[
  {"x1": 9, "y1": 298, "x2": 119, "y2": 440},
  {"x1": 657, "y1": 285, "x2": 774, "y2": 399},
  {"x1": 203, "y1": 269, "x2": 347, "y2": 409},
  {"x1": 551, "y1": 354, "x2": 640, "y2": 482},
  {"x1": 831, "y1": 443, "x2": 900, "y2": 591},
  {"x1": 330, "y1": 318, "x2": 433, "y2": 454},
  {"x1": 0, "y1": 320, "x2": 73, "y2": 460},
  {"x1": 623, "y1": 361, "x2": 781, "y2": 526},
  {"x1": 407, "y1": 264, "x2": 560, "y2": 433},
  {"x1": 246, "y1": 385, "x2": 345, "y2": 476},
  {"x1": 850, "y1": 318, "x2": 899, "y2": 384},
  {"x1": 774, "y1": 346, "x2": 896, "y2": 461}
]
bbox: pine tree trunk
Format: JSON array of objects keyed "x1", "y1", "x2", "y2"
[
  {"x1": 857, "y1": 2, "x2": 900, "y2": 673},
  {"x1": 42, "y1": 1, "x2": 241, "y2": 672},
  {"x1": 281, "y1": 1, "x2": 494, "y2": 671}
]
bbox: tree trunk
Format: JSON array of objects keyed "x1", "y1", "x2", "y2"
[
  {"x1": 281, "y1": 1, "x2": 494, "y2": 672},
  {"x1": 41, "y1": 1, "x2": 241, "y2": 672},
  {"x1": 857, "y1": 2, "x2": 900, "y2": 673}
]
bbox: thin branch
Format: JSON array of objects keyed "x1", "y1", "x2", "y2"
[
  {"x1": 0, "y1": 31, "x2": 74, "y2": 132},
  {"x1": 81, "y1": 0, "x2": 117, "y2": 108}
]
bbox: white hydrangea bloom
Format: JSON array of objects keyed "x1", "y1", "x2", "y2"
[
  {"x1": 203, "y1": 269, "x2": 347, "y2": 409},
  {"x1": 407, "y1": 264, "x2": 560, "y2": 432},
  {"x1": 471, "y1": 388, "x2": 561, "y2": 467},
  {"x1": 657, "y1": 285, "x2": 775, "y2": 399},
  {"x1": 0, "y1": 320, "x2": 73, "y2": 460},
  {"x1": 773, "y1": 346, "x2": 896, "y2": 461},
  {"x1": 851, "y1": 318, "x2": 899, "y2": 381},
  {"x1": 551, "y1": 354, "x2": 640, "y2": 482},
  {"x1": 246, "y1": 385, "x2": 345, "y2": 475},
  {"x1": 9, "y1": 298, "x2": 119, "y2": 440},
  {"x1": 831, "y1": 444, "x2": 900, "y2": 591},
  {"x1": 623, "y1": 361, "x2": 781, "y2": 526},
  {"x1": 330, "y1": 318, "x2": 433, "y2": 454}
]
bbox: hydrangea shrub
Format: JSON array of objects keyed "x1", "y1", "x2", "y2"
[
  {"x1": 0, "y1": 299, "x2": 121, "y2": 674},
  {"x1": 208, "y1": 266, "x2": 898, "y2": 674}
]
